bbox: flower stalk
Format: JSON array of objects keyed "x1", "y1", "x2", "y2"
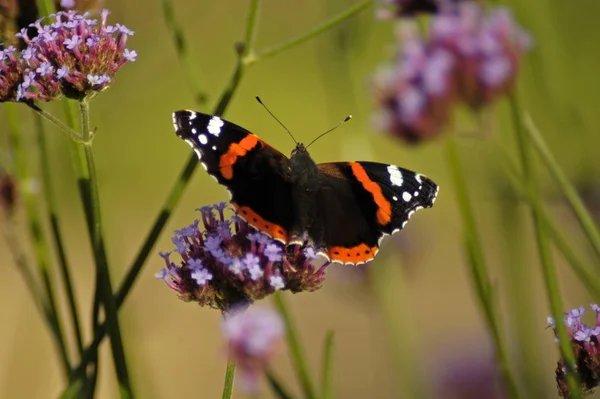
[
  {"x1": 508, "y1": 94, "x2": 581, "y2": 399},
  {"x1": 77, "y1": 97, "x2": 133, "y2": 397}
]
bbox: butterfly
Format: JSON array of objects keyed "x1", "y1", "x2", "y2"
[{"x1": 172, "y1": 110, "x2": 438, "y2": 265}]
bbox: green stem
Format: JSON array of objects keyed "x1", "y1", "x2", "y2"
[
  {"x1": 78, "y1": 99, "x2": 133, "y2": 398},
  {"x1": 159, "y1": 0, "x2": 208, "y2": 106},
  {"x1": 2, "y1": 219, "x2": 51, "y2": 322},
  {"x1": 321, "y1": 331, "x2": 335, "y2": 399},
  {"x1": 272, "y1": 293, "x2": 317, "y2": 399},
  {"x1": 5, "y1": 104, "x2": 72, "y2": 378},
  {"x1": 500, "y1": 151, "x2": 600, "y2": 300},
  {"x1": 265, "y1": 369, "x2": 295, "y2": 399},
  {"x1": 35, "y1": 111, "x2": 85, "y2": 360},
  {"x1": 26, "y1": 102, "x2": 82, "y2": 143},
  {"x1": 508, "y1": 94, "x2": 581, "y2": 399},
  {"x1": 221, "y1": 357, "x2": 236, "y2": 399},
  {"x1": 445, "y1": 136, "x2": 521, "y2": 399},
  {"x1": 35, "y1": 0, "x2": 57, "y2": 16},
  {"x1": 523, "y1": 113, "x2": 600, "y2": 262},
  {"x1": 244, "y1": 0, "x2": 373, "y2": 66}
]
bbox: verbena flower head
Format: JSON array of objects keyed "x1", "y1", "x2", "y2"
[
  {"x1": 156, "y1": 203, "x2": 329, "y2": 312},
  {"x1": 372, "y1": 3, "x2": 531, "y2": 143},
  {"x1": 222, "y1": 306, "x2": 284, "y2": 392},
  {"x1": 15, "y1": 8, "x2": 136, "y2": 100},
  {"x1": 548, "y1": 304, "x2": 600, "y2": 396},
  {"x1": 372, "y1": 22, "x2": 456, "y2": 143},
  {"x1": 430, "y1": 3, "x2": 531, "y2": 109}
]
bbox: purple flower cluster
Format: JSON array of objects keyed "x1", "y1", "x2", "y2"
[
  {"x1": 156, "y1": 203, "x2": 329, "y2": 312},
  {"x1": 0, "y1": 9, "x2": 136, "y2": 102},
  {"x1": 372, "y1": 3, "x2": 531, "y2": 143},
  {"x1": 222, "y1": 306, "x2": 284, "y2": 392},
  {"x1": 548, "y1": 304, "x2": 600, "y2": 396}
]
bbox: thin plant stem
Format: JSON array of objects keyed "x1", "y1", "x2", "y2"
[
  {"x1": 321, "y1": 331, "x2": 335, "y2": 399},
  {"x1": 62, "y1": 98, "x2": 96, "y2": 394},
  {"x1": 508, "y1": 94, "x2": 581, "y2": 399},
  {"x1": 34, "y1": 111, "x2": 85, "y2": 359},
  {"x1": 35, "y1": 0, "x2": 56, "y2": 16},
  {"x1": 265, "y1": 369, "x2": 295, "y2": 399},
  {"x1": 272, "y1": 292, "x2": 317, "y2": 399},
  {"x1": 221, "y1": 357, "x2": 236, "y2": 399},
  {"x1": 2, "y1": 220, "x2": 50, "y2": 320},
  {"x1": 159, "y1": 0, "x2": 207, "y2": 106},
  {"x1": 445, "y1": 135, "x2": 521, "y2": 399},
  {"x1": 523, "y1": 113, "x2": 600, "y2": 262},
  {"x1": 244, "y1": 0, "x2": 373, "y2": 66},
  {"x1": 26, "y1": 101, "x2": 82, "y2": 143},
  {"x1": 501, "y1": 155, "x2": 600, "y2": 299},
  {"x1": 78, "y1": 98, "x2": 133, "y2": 398},
  {"x1": 5, "y1": 104, "x2": 72, "y2": 378}
]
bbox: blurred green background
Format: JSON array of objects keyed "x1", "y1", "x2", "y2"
[{"x1": 2, "y1": 0, "x2": 600, "y2": 397}]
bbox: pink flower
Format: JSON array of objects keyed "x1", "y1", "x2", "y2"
[{"x1": 222, "y1": 307, "x2": 284, "y2": 392}]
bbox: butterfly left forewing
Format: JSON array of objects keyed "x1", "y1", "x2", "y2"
[{"x1": 173, "y1": 110, "x2": 295, "y2": 242}]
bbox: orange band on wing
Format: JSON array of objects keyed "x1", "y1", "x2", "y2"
[
  {"x1": 327, "y1": 243, "x2": 379, "y2": 265},
  {"x1": 233, "y1": 203, "x2": 288, "y2": 243},
  {"x1": 219, "y1": 135, "x2": 260, "y2": 180},
  {"x1": 349, "y1": 162, "x2": 392, "y2": 225}
]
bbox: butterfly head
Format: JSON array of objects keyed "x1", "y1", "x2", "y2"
[{"x1": 290, "y1": 143, "x2": 318, "y2": 181}]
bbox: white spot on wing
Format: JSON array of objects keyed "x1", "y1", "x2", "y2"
[
  {"x1": 415, "y1": 173, "x2": 422, "y2": 184},
  {"x1": 392, "y1": 196, "x2": 398, "y2": 201},
  {"x1": 189, "y1": 112, "x2": 197, "y2": 121},
  {"x1": 387, "y1": 165, "x2": 404, "y2": 186},
  {"x1": 194, "y1": 149, "x2": 202, "y2": 160},
  {"x1": 212, "y1": 146, "x2": 217, "y2": 151},
  {"x1": 207, "y1": 116, "x2": 224, "y2": 136},
  {"x1": 199, "y1": 134, "x2": 208, "y2": 145},
  {"x1": 402, "y1": 192, "x2": 412, "y2": 202}
]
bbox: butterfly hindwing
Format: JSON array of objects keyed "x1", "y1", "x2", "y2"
[
  {"x1": 172, "y1": 110, "x2": 294, "y2": 242},
  {"x1": 314, "y1": 161, "x2": 438, "y2": 265}
]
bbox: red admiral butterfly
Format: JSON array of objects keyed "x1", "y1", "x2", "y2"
[{"x1": 172, "y1": 110, "x2": 439, "y2": 266}]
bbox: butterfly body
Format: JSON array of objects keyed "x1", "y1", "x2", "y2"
[{"x1": 173, "y1": 110, "x2": 439, "y2": 265}]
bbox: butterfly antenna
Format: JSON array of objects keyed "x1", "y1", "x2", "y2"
[
  {"x1": 306, "y1": 115, "x2": 352, "y2": 149},
  {"x1": 255, "y1": 96, "x2": 297, "y2": 144}
]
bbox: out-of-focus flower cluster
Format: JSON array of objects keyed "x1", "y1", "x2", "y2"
[
  {"x1": 372, "y1": 2, "x2": 531, "y2": 143},
  {"x1": 0, "y1": 8, "x2": 136, "y2": 102},
  {"x1": 156, "y1": 203, "x2": 329, "y2": 312},
  {"x1": 548, "y1": 304, "x2": 600, "y2": 397},
  {"x1": 0, "y1": 0, "x2": 103, "y2": 49},
  {"x1": 222, "y1": 306, "x2": 284, "y2": 392}
]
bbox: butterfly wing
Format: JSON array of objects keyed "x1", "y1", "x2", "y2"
[
  {"x1": 172, "y1": 110, "x2": 294, "y2": 242},
  {"x1": 311, "y1": 161, "x2": 438, "y2": 265}
]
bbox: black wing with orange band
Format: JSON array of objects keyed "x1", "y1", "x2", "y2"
[
  {"x1": 313, "y1": 161, "x2": 439, "y2": 265},
  {"x1": 172, "y1": 110, "x2": 294, "y2": 242}
]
